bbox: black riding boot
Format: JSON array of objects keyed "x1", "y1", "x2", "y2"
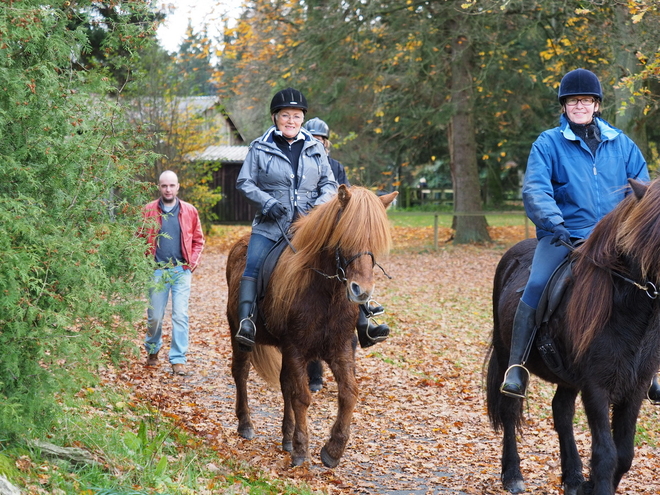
[
  {"x1": 307, "y1": 360, "x2": 324, "y2": 392},
  {"x1": 357, "y1": 303, "x2": 389, "y2": 348},
  {"x1": 648, "y1": 375, "x2": 660, "y2": 405},
  {"x1": 235, "y1": 276, "x2": 258, "y2": 352},
  {"x1": 500, "y1": 300, "x2": 537, "y2": 398}
]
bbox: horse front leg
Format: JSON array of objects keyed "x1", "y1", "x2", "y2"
[
  {"x1": 581, "y1": 386, "x2": 617, "y2": 495},
  {"x1": 231, "y1": 344, "x2": 255, "y2": 440},
  {"x1": 552, "y1": 386, "x2": 583, "y2": 495},
  {"x1": 280, "y1": 362, "x2": 295, "y2": 453},
  {"x1": 321, "y1": 347, "x2": 358, "y2": 468},
  {"x1": 280, "y1": 351, "x2": 311, "y2": 466},
  {"x1": 611, "y1": 397, "x2": 643, "y2": 491}
]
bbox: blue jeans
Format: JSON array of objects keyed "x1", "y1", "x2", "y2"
[
  {"x1": 521, "y1": 236, "x2": 571, "y2": 309},
  {"x1": 145, "y1": 265, "x2": 192, "y2": 364},
  {"x1": 242, "y1": 233, "x2": 276, "y2": 279}
]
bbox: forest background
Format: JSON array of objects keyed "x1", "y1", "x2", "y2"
[{"x1": 2, "y1": 0, "x2": 660, "y2": 494}]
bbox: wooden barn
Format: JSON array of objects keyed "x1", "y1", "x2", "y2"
[{"x1": 195, "y1": 145, "x2": 256, "y2": 223}]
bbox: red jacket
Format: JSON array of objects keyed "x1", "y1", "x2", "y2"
[{"x1": 140, "y1": 198, "x2": 205, "y2": 271}]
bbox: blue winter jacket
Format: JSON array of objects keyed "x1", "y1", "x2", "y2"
[
  {"x1": 237, "y1": 126, "x2": 338, "y2": 242},
  {"x1": 523, "y1": 114, "x2": 649, "y2": 240}
]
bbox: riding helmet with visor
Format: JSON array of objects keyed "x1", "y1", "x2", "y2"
[
  {"x1": 270, "y1": 87, "x2": 308, "y2": 115},
  {"x1": 303, "y1": 117, "x2": 330, "y2": 138},
  {"x1": 558, "y1": 68, "x2": 603, "y2": 104}
]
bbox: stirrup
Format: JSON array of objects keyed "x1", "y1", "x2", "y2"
[
  {"x1": 367, "y1": 299, "x2": 384, "y2": 317},
  {"x1": 500, "y1": 364, "x2": 530, "y2": 399},
  {"x1": 235, "y1": 317, "x2": 256, "y2": 349},
  {"x1": 647, "y1": 376, "x2": 660, "y2": 405}
]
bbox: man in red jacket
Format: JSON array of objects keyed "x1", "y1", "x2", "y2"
[{"x1": 140, "y1": 170, "x2": 204, "y2": 375}]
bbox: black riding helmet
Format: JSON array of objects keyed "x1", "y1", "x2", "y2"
[
  {"x1": 270, "y1": 87, "x2": 308, "y2": 114},
  {"x1": 557, "y1": 68, "x2": 603, "y2": 104}
]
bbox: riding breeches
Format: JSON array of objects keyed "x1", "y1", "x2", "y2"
[
  {"x1": 242, "y1": 233, "x2": 276, "y2": 279},
  {"x1": 521, "y1": 236, "x2": 571, "y2": 310}
]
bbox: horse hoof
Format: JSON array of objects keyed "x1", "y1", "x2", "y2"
[
  {"x1": 563, "y1": 485, "x2": 578, "y2": 495},
  {"x1": 282, "y1": 440, "x2": 293, "y2": 452},
  {"x1": 320, "y1": 446, "x2": 340, "y2": 468},
  {"x1": 238, "y1": 426, "x2": 255, "y2": 440},
  {"x1": 503, "y1": 480, "x2": 525, "y2": 494},
  {"x1": 291, "y1": 455, "x2": 307, "y2": 467}
]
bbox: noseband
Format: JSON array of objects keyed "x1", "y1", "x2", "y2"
[{"x1": 313, "y1": 248, "x2": 392, "y2": 283}]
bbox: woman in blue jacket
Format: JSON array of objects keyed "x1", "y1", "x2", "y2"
[{"x1": 500, "y1": 69, "x2": 654, "y2": 399}]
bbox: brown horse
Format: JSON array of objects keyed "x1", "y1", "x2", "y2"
[
  {"x1": 226, "y1": 185, "x2": 397, "y2": 467},
  {"x1": 487, "y1": 178, "x2": 660, "y2": 494}
]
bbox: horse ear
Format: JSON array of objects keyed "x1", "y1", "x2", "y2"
[
  {"x1": 628, "y1": 178, "x2": 649, "y2": 200},
  {"x1": 338, "y1": 184, "x2": 351, "y2": 208},
  {"x1": 379, "y1": 191, "x2": 399, "y2": 209}
]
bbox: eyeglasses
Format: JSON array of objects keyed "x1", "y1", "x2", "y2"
[
  {"x1": 565, "y1": 97, "x2": 596, "y2": 107},
  {"x1": 278, "y1": 112, "x2": 304, "y2": 122}
]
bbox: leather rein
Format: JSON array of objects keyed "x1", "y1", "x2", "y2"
[{"x1": 560, "y1": 239, "x2": 658, "y2": 300}]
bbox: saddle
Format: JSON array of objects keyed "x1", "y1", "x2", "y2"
[
  {"x1": 532, "y1": 255, "x2": 575, "y2": 383},
  {"x1": 254, "y1": 235, "x2": 293, "y2": 322}
]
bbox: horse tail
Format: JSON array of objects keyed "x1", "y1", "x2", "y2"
[
  {"x1": 486, "y1": 343, "x2": 525, "y2": 434},
  {"x1": 250, "y1": 345, "x2": 282, "y2": 389}
]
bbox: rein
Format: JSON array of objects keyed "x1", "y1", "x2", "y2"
[{"x1": 560, "y1": 240, "x2": 659, "y2": 300}]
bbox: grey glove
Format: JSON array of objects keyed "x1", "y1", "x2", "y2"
[
  {"x1": 550, "y1": 224, "x2": 571, "y2": 246},
  {"x1": 266, "y1": 202, "x2": 288, "y2": 221}
]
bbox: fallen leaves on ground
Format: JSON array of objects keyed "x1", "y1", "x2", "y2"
[{"x1": 110, "y1": 225, "x2": 660, "y2": 494}]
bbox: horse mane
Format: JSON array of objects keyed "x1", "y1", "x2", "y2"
[
  {"x1": 269, "y1": 186, "x2": 392, "y2": 317},
  {"x1": 567, "y1": 179, "x2": 660, "y2": 358}
]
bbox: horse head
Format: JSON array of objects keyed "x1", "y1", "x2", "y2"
[
  {"x1": 332, "y1": 185, "x2": 398, "y2": 304},
  {"x1": 271, "y1": 185, "x2": 397, "y2": 315}
]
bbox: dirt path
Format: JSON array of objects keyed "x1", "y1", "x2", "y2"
[{"x1": 118, "y1": 228, "x2": 660, "y2": 494}]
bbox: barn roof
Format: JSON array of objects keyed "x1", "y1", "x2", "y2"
[{"x1": 191, "y1": 145, "x2": 249, "y2": 163}]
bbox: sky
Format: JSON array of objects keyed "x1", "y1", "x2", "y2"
[{"x1": 156, "y1": 0, "x2": 243, "y2": 53}]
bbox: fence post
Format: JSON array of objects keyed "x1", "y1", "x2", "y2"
[
  {"x1": 524, "y1": 215, "x2": 529, "y2": 239},
  {"x1": 434, "y1": 214, "x2": 439, "y2": 250}
]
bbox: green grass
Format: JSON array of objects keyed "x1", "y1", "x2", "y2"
[
  {"x1": 0, "y1": 382, "x2": 318, "y2": 495},
  {"x1": 387, "y1": 210, "x2": 530, "y2": 228}
]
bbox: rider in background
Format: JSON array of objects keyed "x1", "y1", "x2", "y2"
[
  {"x1": 303, "y1": 116, "x2": 391, "y2": 348},
  {"x1": 234, "y1": 88, "x2": 337, "y2": 351},
  {"x1": 304, "y1": 117, "x2": 350, "y2": 186},
  {"x1": 499, "y1": 68, "x2": 654, "y2": 399}
]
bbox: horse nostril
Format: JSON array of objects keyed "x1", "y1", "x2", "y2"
[{"x1": 350, "y1": 282, "x2": 362, "y2": 298}]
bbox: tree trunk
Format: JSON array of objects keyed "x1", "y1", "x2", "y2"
[
  {"x1": 448, "y1": 29, "x2": 491, "y2": 244},
  {"x1": 612, "y1": 3, "x2": 648, "y2": 157}
]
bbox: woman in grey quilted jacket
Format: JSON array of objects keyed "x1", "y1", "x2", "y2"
[{"x1": 234, "y1": 88, "x2": 337, "y2": 351}]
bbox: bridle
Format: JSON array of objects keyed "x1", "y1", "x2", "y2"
[
  {"x1": 312, "y1": 248, "x2": 392, "y2": 283},
  {"x1": 275, "y1": 208, "x2": 392, "y2": 284}
]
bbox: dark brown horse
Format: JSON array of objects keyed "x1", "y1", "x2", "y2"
[
  {"x1": 487, "y1": 178, "x2": 660, "y2": 495},
  {"x1": 226, "y1": 185, "x2": 397, "y2": 467}
]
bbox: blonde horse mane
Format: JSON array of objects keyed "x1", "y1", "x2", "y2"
[
  {"x1": 567, "y1": 179, "x2": 660, "y2": 358},
  {"x1": 269, "y1": 186, "x2": 393, "y2": 318}
]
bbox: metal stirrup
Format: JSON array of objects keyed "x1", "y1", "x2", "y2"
[{"x1": 500, "y1": 364, "x2": 531, "y2": 399}]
